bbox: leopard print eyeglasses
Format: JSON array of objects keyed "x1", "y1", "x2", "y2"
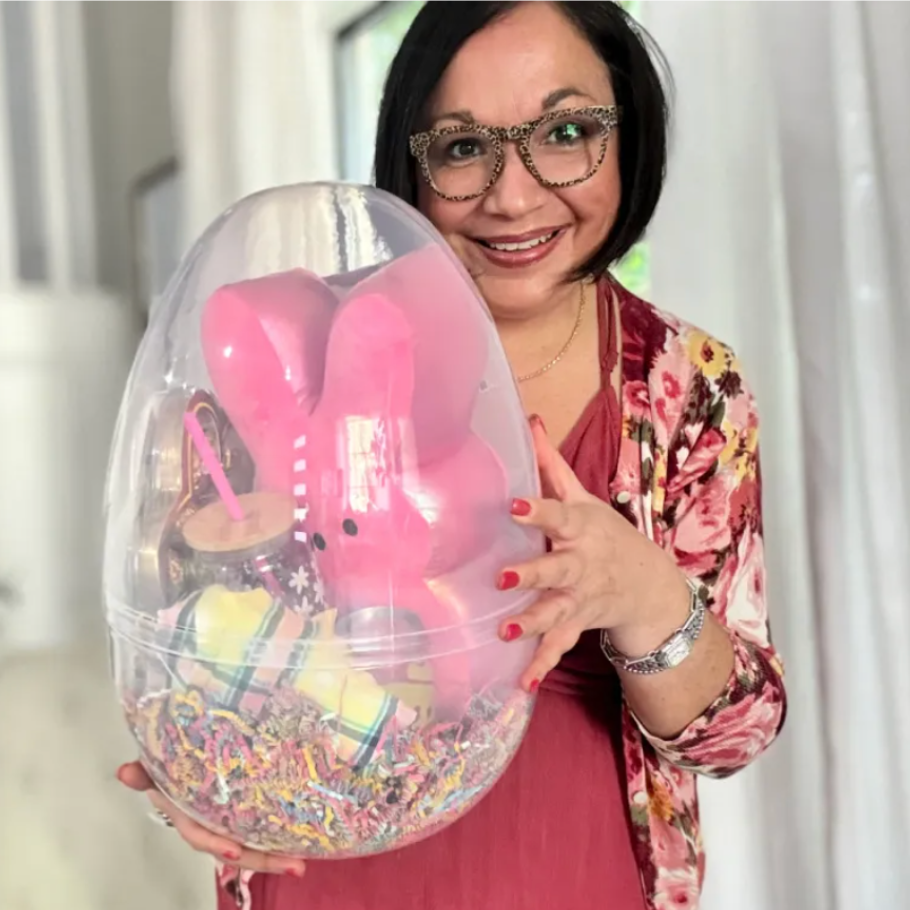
[{"x1": 408, "y1": 105, "x2": 622, "y2": 202}]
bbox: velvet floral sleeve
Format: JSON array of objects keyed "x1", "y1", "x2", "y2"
[{"x1": 626, "y1": 321, "x2": 787, "y2": 779}]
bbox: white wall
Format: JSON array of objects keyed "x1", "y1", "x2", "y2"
[{"x1": 0, "y1": 288, "x2": 139, "y2": 651}]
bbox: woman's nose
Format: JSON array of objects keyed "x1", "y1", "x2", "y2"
[{"x1": 480, "y1": 143, "x2": 549, "y2": 219}]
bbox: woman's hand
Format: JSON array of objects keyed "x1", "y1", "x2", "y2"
[
  {"x1": 498, "y1": 415, "x2": 692, "y2": 691},
  {"x1": 116, "y1": 761, "x2": 307, "y2": 878}
]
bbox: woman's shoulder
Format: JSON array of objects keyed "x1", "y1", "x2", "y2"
[
  {"x1": 612, "y1": 280, "x2": 743, "y2": 392},
  {"x1": 610, "y1": 284, "x2": 759, "y2": 511}
]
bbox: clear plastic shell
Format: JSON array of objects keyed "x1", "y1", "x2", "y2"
[{"x1": 103, "y1": 183, "x2": 543, "y2": 857}]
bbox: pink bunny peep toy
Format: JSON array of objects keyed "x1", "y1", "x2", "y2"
[{"x1": 201, "y1": 245, "x2": 513, "y2": 719}]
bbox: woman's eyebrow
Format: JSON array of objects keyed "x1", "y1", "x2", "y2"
[
  {"x1": 542, "y1": 86, "x2": 596, "y2": 109},
  {"x1": 430, "y1": 86, "x2": 596, "y2": 129},
  {"x1": 431, "y1": 108, "x2": 475, "y2": 126}
]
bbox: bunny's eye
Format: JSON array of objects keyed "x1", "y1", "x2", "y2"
[
  {"x1": 312, "y1": 533, "x2": 327, "y2": 551},
  {"x1": 342, "y1": 519, "x2": 358, "y2": 537}
]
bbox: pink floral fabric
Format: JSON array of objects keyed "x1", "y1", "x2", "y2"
[
  {"x1": 616, "y1": 291, "x2": 786, "y2": 907},
  {"x1": 217, "y1": 288, "x2": 787, "y2": 909}
]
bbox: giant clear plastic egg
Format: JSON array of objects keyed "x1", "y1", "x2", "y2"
[{"x1": 103, "y1": 183, "x2": 543, "y2": 858}]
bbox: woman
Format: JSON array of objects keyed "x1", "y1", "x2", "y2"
[{"x1": 119, "y1": 3, "x2": 787, "y2": 908}]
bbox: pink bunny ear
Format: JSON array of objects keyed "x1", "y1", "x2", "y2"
[
  {"x1": 201, "y1": 269, "x2": 336, "y2": 490},
  {"x1": 349, "y1": 246, "x2": 488, "y2": 461},
  {"x1": 306, "y1": 290, "x2": 428, "y2": 603},
  {"x1": 319, "y1": 293, "x2": 416, "y2": 421}
]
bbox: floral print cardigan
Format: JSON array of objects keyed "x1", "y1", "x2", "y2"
[
  {"x1": 612, "y1": 290, "x2": 787, "y2": 908},
  {"x1": 218, "y1": 289, "x2": 788, "y2": 909}
]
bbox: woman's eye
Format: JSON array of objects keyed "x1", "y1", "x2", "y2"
[
  {"x1": 444, "y1": 138, "x2": 483, "y2": 161},
  {"x1": 547, "y1": 122, "x2": 587, "y2": 145}
]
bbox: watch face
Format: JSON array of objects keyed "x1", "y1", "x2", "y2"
[{"x1": 662, "y1": 635, "x2": 691, "y2": 669}]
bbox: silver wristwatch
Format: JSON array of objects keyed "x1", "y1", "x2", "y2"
[{"x1": 600, "y1": 578, "x2": 708, "y2": 674}]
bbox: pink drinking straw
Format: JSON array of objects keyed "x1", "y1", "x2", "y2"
[
  {"x1": 183, "y1": 411, "x2": 246, "y2": 521},
  {"x1": 183, "y1": 411, "x2": 296, "y2": 606}
]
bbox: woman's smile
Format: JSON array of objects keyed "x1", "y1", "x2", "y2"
[{"x1": 471, "y1": 226, "x2": 567, "y2": 268}]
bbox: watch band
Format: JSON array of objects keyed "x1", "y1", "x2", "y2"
[{"x1": 600, "y1": 578, "x2": 707, "y2": 675}]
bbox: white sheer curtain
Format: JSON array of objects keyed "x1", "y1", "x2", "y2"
[
  {"x1": 170, "y1": 1, "x2": 385, "y2": 286},
  {"x1": 643, "y1": 2, "x2": 910, "y2": 908},
  {"x1": 171, "y1": 1, "x2": 351, "y2": 246}
]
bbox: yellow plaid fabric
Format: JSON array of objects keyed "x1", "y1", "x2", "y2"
[{"x1": 156, "y1": 588, "x2": 415, "y2": 765}]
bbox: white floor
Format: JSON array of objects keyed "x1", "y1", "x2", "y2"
[{"x1": 0, "y1": 643, "x2": 215, "y2": 910}]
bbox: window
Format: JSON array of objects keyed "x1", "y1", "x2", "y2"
[
  {"x1": 335, "y1": 0, "x2": 649, "y2": 297},
  {"x1": 611, "y1": 0, "x2": 648, "y2": 297},
  {"x1": 335, "y1": 1, "x2": 423, "y2": 185},
  {"x1": 130, "y1": 159, "x2": 182, "y2": 319}
]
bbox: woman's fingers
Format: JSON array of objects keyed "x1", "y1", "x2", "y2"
[
  {"x1": 521, "y1": 623, "x2": 585, "y2": 691},
  {"x1": 145, "y1": 790, "x2": 306, "y2": 876},
  {"x1": 118, "y1": 760, "x2": 306, "y2": 876},
  {"x1": 528, "y1": 414, "x2": 587, "y2": 502},
  {"x1": 499, "y1": 589, "x2": 580, "y2": 642},
  {"x1": 511, "y1": 496, "x2": 585, "y2": 542},
  {"x1": 116, "y1": 761, "x2": 156, "y2": 792},
  {"x1": 498, "y1": 588, "x2": 587, "y2": 690},
  {"x1": 498, "y1": 549, "x2": 585, "y2": 593},
  {"x1": 145, "y1": 789, "x2": 237, "y2": 860}
]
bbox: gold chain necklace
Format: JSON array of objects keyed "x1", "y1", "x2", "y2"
[{"x1": 517, "y1": 282, "x2": 586, "y2": 383}]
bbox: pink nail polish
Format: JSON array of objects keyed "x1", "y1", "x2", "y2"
[
  {"x1": 497, "y1": 571, "x2": 520, "y2": 591},
  {"x1": 285, "y1": 867, "x2": 305, "y2": 878},
  {"x1": 222, "y1": 849, "x2": 241, "y2": 862},
  {"x1": 502, "y1": 623, "x2": 522, "y2": 642},
  {"x1": 529, "y1": 678, "x2": 541, "y2": 694},
  {"x1": 510, "y1": 498, "x2": 532, "y2": 517}
]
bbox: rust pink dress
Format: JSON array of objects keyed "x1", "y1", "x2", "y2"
[{"x1": 218, "y1": 283, "x2": 648, "y2": 909}]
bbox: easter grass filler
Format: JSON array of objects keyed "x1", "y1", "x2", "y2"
[{"x1": 125, "y1": 677, "x2": 532, "y2": 857}]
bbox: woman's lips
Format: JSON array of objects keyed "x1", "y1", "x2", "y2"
[{"x1": 471, "y1": 228, "x2": 565, "y2": 269}]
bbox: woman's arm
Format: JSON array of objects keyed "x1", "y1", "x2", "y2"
[
  {"x1": 494, "y1": 331, "x2": 786, "y2": 779},
  {"x1": 609, "y1": 576, "x2": 738, "y2": 741},
  {"x1": 617, "y1": 354, "x2": 786, "y2": 776}
]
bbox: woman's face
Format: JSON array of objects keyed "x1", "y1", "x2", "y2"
[{"x1": 417, "y1": 2, "x2": 621, "y2": 321}]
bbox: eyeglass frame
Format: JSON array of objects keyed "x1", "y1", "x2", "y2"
[{"x1": 408, "y1": 104, "x2": 623, "y2": 202}]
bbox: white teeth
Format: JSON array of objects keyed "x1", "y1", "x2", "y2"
[{"x1": 485, "y1": 231, "x2": 556, "y2": 252}]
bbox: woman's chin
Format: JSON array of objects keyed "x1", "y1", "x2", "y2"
[{"x1": 475, "y1": 271, "x2": 574, "y2": 321}]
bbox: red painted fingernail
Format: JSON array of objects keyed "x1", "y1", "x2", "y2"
[
  {"x1": 502, "y1": 623, "x2": 522, "y2": 642},
  {"x1": 529, "y1": 414, "x2": 546, "y2": 433},
  {"x1": 529, "y1": 678, "x2": 541, "y2": 694},
  {"x1": 510, "y1": 498, "x2": 532, "y2": 516},
  {"x1": 222, "y1": 849, "x2": 241, "y2": 862},
  {"x1": 497, "y1": 571, "x2": 520, "y2": 591},
  {"x1": 285, "y1": 867, "x2": 305, "y2": 878}
]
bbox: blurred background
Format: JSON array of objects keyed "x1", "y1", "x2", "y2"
[{"x1": 0, "y1": 2, "x2": 907, "y2": 909}]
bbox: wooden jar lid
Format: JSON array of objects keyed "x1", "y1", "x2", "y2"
[{"x1": 182, "y1": 491, "x2": 296, "y2": 554}]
